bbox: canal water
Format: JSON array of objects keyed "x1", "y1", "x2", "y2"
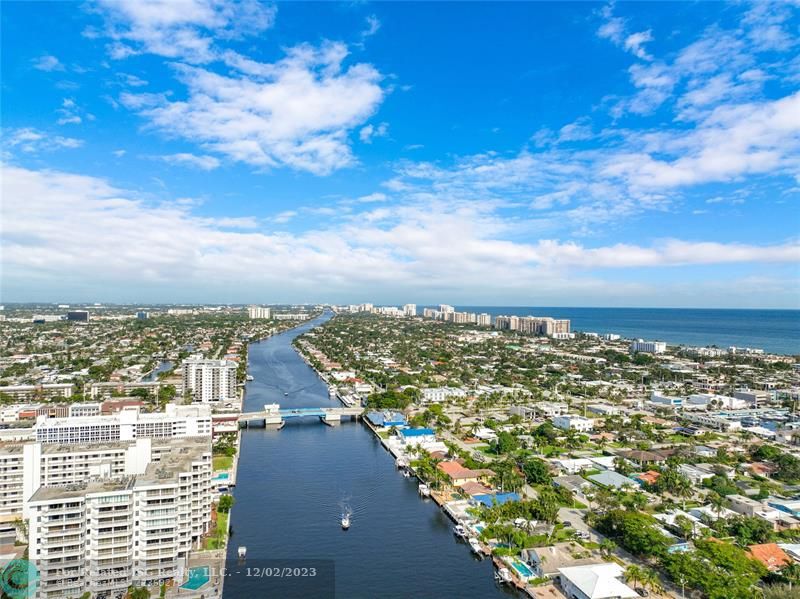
[{"x1": 223, "y1": 312, "x2": 518, "y2": 598}]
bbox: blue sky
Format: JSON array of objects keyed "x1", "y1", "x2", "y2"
[{"x1": 2, "y1": 1, "x2": 799, "y2": 307}]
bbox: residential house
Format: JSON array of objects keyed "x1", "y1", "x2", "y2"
[
  {"x1": 748, "y1": 543, "x2": 792, "y2": 572},
  {"x1": 558, "y1": 563, "x2": 638, "y2": 599},
  {"x1": 587, "y1": 471, "x2": 638, "y2": 491},
  {"x1": 522, "y1": 543, "x2": 599, "y2": 578}
]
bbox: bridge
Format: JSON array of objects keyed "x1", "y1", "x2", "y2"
[{"x1": 238, "y1": 404, "x2": 364, "y2": 427}]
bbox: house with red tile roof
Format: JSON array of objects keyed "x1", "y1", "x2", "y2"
[
  {"x1": 748, "y1": 543, "x2": 792, "y2": 571},
  {"x1": 437, "y1": 460, "x2": 495, "y2": 486}
]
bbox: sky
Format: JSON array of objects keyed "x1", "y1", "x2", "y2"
[{"x1": 1, "y1": 1, "x2": 799, "y2": 308}]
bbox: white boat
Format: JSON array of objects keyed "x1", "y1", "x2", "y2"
[
  {"x1": 341, "y1": 514, "x2": 350, "y2": 530},
  {"x1": 418, "y1": 484, "x2": 430, "y2": 497},
  {"x1": 495, "y1": 567, "x2": 512, "y2": 584},
  {"x1": 453, "y1": 524, "x2": 467, "y2": 538},
  {"x1": 468, "y1": 537, "x2": 483, "y2": 556},
  {"x1": 402, "y1": 469, "x2": 411, "y2": 478},
  {"x1": 246, "y1": 375, "x2": 254, "y2": 381},
  {"x1": 237, "y1": 546, "x2": 247, "y2": 559}
]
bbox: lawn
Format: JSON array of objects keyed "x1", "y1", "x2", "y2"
[
  {"x1": 213, "y1": 456, "x2": 233, "y2": 471},
  {"x1": 203, "y1": 512, "x2": 229, "y2": 550}
]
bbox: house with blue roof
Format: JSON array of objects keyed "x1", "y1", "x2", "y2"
[
  {"x1": 365, "y1": 411, "x2": 407, "y2": 428},
  {"x1": 397, "y1": 427, "x2": 436, "y2": 445}
]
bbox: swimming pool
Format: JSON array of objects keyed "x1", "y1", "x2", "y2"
[
  {"x1": 213, "y1": 472, "x2": 230, "y2": 480},
  {"x1": 511, "y1": 560, "x2": 534, "y2": 578},
  {"x1": 181, "y1": 566, "x2": 210, "y2": 590}
]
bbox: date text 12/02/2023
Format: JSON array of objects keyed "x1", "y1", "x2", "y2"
[{"x1": 220, "y1": 559, "x2": 335, "y2": 598}]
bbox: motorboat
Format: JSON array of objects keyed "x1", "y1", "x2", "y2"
[
  {"x1": 418, "y1": 484, "x2": 430, "y2": 497},
  {"x1": 246, "y1": 375, "x2": 254, "y2": 381},
  {"x1": 495, "y1": 567, "x2": 512, "y2": 584},
  {"x1": 468, "y1": 537, "x2": 483, "y2": 556},
  {"x1": 237, "y1": 546, "x2": 247, "y2": 559},
  {"x1": 341, "y1": 514, "x2": 351, "y2": 530},
  {"x1": 402, "y1": 469, "x2": 411, "y2": 478},
  {"x1": 453, "y1": 524, "x2": 467, "y2": 539},
  {"x1": 284, "y1": 392, "x2": 289, "y2": 396}
]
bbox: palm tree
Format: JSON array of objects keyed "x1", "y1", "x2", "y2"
[
  {"x1": 642, "y1": 568, "x2": 663, "y2": 594},
  {"x1": 624, "y1": 565, "x2": 643, "y2": 591},
  {"x1": 709, "y1": 492, "x2": 727, "y2": 520},
  {"x1": 599, "y1": 538, "x2": 617, "y2": 558}
]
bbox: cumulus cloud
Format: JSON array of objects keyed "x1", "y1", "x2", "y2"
[
  {"x1": 32, "y1": 55, "x2": 65, "y2": 72},
  {"x1": 359, "y1": 122, "x2": 389, "y2": 143},
  {"x1": 597, "y1": 4, "x2": 653, "y2": 61},
  {"x1": 3, "y1": 128, "x2": 83, "y2": 154},
  {"x1": 93, "y1": 0, "x2": 276, "y2": 63},
  {"x1": 121, "y1": 41, "x2": 385, "y2": 174},
  {"x1": 3, "y1": 164, "x2": 798, "y2": 304}
]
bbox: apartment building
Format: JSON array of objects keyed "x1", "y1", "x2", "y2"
[
  {"x1": 420, "y1": 387, "x2": 467, "y2": 404},
  {"x1": 181, "y1": 357, "x2": 237, "y2": 403},
  {"x1": 247, "y1": 305, "x2": 271, "y2": 319},
  {"x1": 495, "y1": 316, "x2": 570, "y2": 337},
  {"x1": 630, "y1": 339, "x2": 667, "y2": 354},
  {"x1": 0, "y1": 384, "x2": 73, "y2": 402},
  {"x1": 553, "y1": 414, "x2": 594, "y2": 432},
  {"x1": 26, "y1": 437, "x2": 212, "y2": 598},
  {"x1": 88, "y1": 381, "x2": 162, "y2": 400},
  {"x1": 403, "y1": 304, "x2": 417, "y2": 317},
  {"x1": 33, "y1": 404, "x2": 212, "y2": 445}
]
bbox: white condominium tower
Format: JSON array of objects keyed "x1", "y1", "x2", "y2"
[
  {"x1": 26, "y1": 437, "x2": 212, "y2": 598},
  {"x1": 181, "y1": 357, "x2": 238, "y2": 403},
  {"x1": 247, "y1": 305, "x2": 271, "y2": 319},
  {"x1": 403, "y1": 304, "x2": 417, "y2": 317}
]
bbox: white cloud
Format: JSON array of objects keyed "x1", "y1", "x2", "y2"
[
  {"x1": 608, "y1": 4, "x2": 798, "y2": 118},
  {"x1": 597, "y1": 4, "x2": 653, "y2": 61},
  {"x1": 113, "y1": 149, "x2": 127, "y2": 157},
  {"x1": 359, "y1": 122, "x2": 389, "y2": 143},
  {"x1": 32, "y1": 55, "x2": 65, "y2": 72},
  {"x1": 3, "y1": 128, "x2": 83, "y2": 154},
  {"x1": 160, "y1": 153, "x2": 221, "y2": 170},
  {"x1": 623, "y1": 30, "x2": 654, "y2": 61},
  {"x1": 93, "y1": 0, "x2": 276, "y2": 63},
  {"x1": 122, "y1": 41, "x2": 385, "y2": 175},
  {"x1": 56, "y1": 98, "x2": 92, "y2": 126},
  {"x1": 3, "y1": 163, "x2": 798, "y2": 305},
  {"x1": 362, "y1": 15, "x2": 381, "y2": 39}
]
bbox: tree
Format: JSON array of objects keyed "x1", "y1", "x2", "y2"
[
  {"x1": 593, "y1": 510, "x2": 669, "y2": 557},
  {"x1": 728, "y1": 515, "x2": 773, "y2": 546},
  {"x1": 662, "y1": 539, "x2": 768, "y2": 599},
  {"x1": 491, "y1": 431, "x2": 520, "y2": 455},
  {"x1": 625, "y1": 564, "x2": 643, "y2": 591},
  {"x1": 218, "y1": 494, "x2": 235, "y2": 513},
  {"x1": 521, "y1": 457, "x2": 552, "y2": 485},
  {"x1": 127, "y1": 586, "x2": 151, "y2": 599}
]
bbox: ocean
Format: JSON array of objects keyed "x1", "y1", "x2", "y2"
[{"x1": 441, "y1": 307, "x2": 800, "y2": 356}]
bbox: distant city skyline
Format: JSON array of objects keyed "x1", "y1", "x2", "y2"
[{"x1": 2, "y1": 1, "x2": 799, "y2": 307}]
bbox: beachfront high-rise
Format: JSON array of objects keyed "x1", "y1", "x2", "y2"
[{"x1": 247, "y1": 305, "x2": 271, "y2": 319}]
